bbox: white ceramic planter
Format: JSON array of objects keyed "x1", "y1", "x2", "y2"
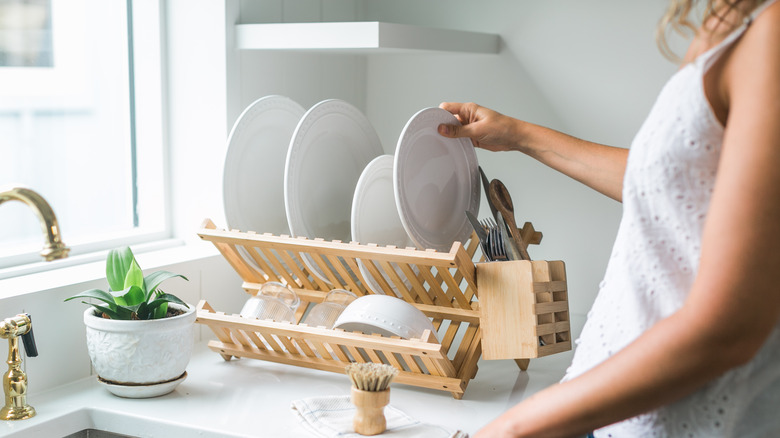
[{"x1": 83, "y1": 304, "x2": 196, "y2": 398}]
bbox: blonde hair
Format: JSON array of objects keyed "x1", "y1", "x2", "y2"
[{"x1": 656, "y1": 0, "x2": 767, "y2": 60}]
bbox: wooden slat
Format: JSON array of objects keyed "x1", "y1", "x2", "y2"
[
  {"x1": 325, "y1": 341, "x2": 351, "y2": 362},
  {"x1": 532, "y1": 281, "x2": 568, "y2": 293},
  {"x1": 341, "y1": 256, "x2": 370, "y2": 296},
  {"x1": 307, "y1": 338, "x2": 334, "y2": 360},
  {"x1": 452, "y1": 323, "x2": 479, "y2": 372},
  {"x1": 276, "y1": 248, "x2": 317, "y2": 290},
  {"x1": 307, "y1": 250, "x2": 343, "y2": 286},
  {"x1": 292, "y1": 248, "x2": 331, "y2": 291},
  {"x1": 534, "y1": 301, "x2": 570, "y2": 314},
  {"x1": 224, "y1": 243, "x2": 267, "y2": 283},
  {"x1": 198, "y1": 226, "x2": 460, "y2": 266},
  {"x1": 437, "y1": 267, "x2": 472, "y2": 309},
  {"x1": 397, "y1": 263, "x2": 433, "y2": 304},
  {"x1": 323, "y1": 253, "x2": 362, "y2": 293},
  {"x1": 245, "y1": 330, "x2": 268, "y2": 351},
  {"x1": 439, "y1": 321, "x2": 462, "y2": 357},
  {"x1": 417, "y1": 267, "x2": 452, "y2": 307},
  {"x1": 400, "y1": 352, "x2": 424, "y2": 374},
  {"x1": 206, "y1": 341, "x2": 464, "y2": 395},
  {"x1": 253, "y1": 246, "x2": 298, "y2": 287},
  {"x1": 290, "y1": 336, "x2": 317, "y2": 357},
  {"x1": 275, "y1": 332, "x2": 302, "y2": 355},
  {"x1": 535, "y1": 321, "x2": 571, "y2": 337},
  {"x1": 537, "y1": 340, "x2": 572, "y2": 357},
  {"x1": 377, "y1": 260, "x2": 417, "y2": 302},
  {"x1": 362, "y1": 256, "x2": 395, "y2": 295}
]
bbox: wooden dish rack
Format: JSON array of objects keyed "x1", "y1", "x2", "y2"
[{"x1": 195, "y1": 218, "x2": 571, "y2": 399}]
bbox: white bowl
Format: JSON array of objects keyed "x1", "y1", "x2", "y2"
[{"x1": 333, "y1": 295, "x2": 436, "y2": 340}]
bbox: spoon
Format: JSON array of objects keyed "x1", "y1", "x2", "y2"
[{"x1": 488, "y1": 179, "x2": 531, "y2": 260}]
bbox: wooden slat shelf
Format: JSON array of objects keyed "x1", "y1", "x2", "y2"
[{"x1": 195, "y1": 218, "x2": 570, "y2": 398}]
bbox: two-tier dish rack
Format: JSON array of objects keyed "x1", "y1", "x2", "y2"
[{"x1": 195, "y1": 218, "x2": 571, "y2": 399}]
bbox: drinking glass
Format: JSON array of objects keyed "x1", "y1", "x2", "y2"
[
  {"x1": 240, "y1": 281, "x2": 300, "y2": 323},
  {"x1": 303, "y1": 289, "x2": 357, "y2": 329}
]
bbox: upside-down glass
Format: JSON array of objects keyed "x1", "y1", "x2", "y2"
[
  {"x1": 240, "y1": 281, "x2": 300, "y2": 323},
  {"x1": 303, "y1": 289, "x2": 357, "y2": 329}
]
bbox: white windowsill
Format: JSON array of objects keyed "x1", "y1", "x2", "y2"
[{"x1": 0, "y1": 239, "x2": 220, "y2": 298}]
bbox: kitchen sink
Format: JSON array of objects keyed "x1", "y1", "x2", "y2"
[{"x1": 1, "y1": 408, "x2": 251, "y2": 438}]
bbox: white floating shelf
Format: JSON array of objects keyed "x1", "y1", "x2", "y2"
[{"x1": 236, "y1": 21, "x2": 500, "y2": 54}]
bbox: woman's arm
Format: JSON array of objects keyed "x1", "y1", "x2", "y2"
[
  {"x1": 474, "y1": 6, "x2": 780, "y2": 437},
  {"x1": 438, "y1": 102, "x2": 628, "y2": 202}
]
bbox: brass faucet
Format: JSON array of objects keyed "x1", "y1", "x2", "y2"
[
  {"x1": 0, "y1": 315, "x2": 37, "y2": 421},
  {"x1": 0, "y1": 186, "x2": 70, "y2": 261},
  {"x1": 0, "y1": 186, "x2": 68, "y2": 420}
]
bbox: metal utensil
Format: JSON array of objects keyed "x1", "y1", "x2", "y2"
[
  {"x1": 466, "y1": 211, "x2": 492, "y2": 261},
  {"x1": 488, "y1": 179, "x2": 531, "y2": 260},
  {"x1": 480, "y1": 217, "x2": 507, "y2": 261},
  {"x1": 478, "y1": 166, "x2": 500, "y2": 223},
  {"x1": 483, "y1": 215, "x2": 519, "y2": 261}
]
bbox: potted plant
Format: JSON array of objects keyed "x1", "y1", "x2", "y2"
[{"x1": 65, "y1": 246, "x2": 196, "y2": 398}]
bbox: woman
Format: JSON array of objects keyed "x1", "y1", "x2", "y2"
[{"x1": 438, "y1": 1, "x2": 780, "y2": 436}]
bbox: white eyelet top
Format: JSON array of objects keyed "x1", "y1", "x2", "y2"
[{"x1": 563, "y1": 2, "x2": 780, "y2": 436}]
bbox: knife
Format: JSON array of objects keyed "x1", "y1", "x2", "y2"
[
  {"x1": 478, "y1": 166, "x2": 500, "y2": 223},
  {"x1": 465, "y1": 210, "x2": 492, "y2": 262}
]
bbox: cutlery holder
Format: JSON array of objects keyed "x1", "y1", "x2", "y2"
[
  {"x1": 477, "y1": 260, "x2": 571, "y2": 361},
  {"x1": 195, "y1": 218, "x2": 569, "y2": 398}
]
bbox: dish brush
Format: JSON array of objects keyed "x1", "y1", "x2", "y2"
[{"x1": 346, "y1": 363, "x2": 398, "y2": 436}]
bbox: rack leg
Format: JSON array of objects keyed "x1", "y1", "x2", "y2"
[{"x1": 515, "y1": 359, "x2": 529, "y2": 371}]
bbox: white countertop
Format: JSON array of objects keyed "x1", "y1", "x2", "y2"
[{"x1": 0, "y1": 341, "x2": 572, "y2": 437}]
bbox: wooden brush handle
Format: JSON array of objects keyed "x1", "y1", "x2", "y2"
[{"x1": 351, "y1": 387, "x2": 390, "y2": 436}]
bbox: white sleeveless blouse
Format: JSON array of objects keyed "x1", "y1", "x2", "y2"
[{"x1": 563, "y1": 2, "x2": 780, "y2": 436}]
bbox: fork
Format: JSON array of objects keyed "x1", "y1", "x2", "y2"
[{"x1": 479, "y1": 218, "x2": 508, "y2": 261}]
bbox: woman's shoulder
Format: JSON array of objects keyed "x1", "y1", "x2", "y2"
[
  {"x1": 731, "y1": 1, "x2": 780, "y2": 71},
  {"x1": 746, "y1": 0, "x2": 780, "y2": 40}
]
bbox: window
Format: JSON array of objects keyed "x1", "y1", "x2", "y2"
[{"x1": 0, "y1": 0, "x2": 168, "y2": 274}]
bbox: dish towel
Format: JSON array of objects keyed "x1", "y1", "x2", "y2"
[{"x1": 291, "y1": 395, "x2": 469, "y2": 438}]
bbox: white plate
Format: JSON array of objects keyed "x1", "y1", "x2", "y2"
[
  {"x1": 223, "y1": 95, "x2": 305, "y2": 235},
  {"x1": 394, "y1": 107, "x2": 480, "y2": 252},
  {"x1": 285, "y1": 99, "x2": 384, "y2": 283},
  {"x1": 351, "y1": 155, "x2": 416, "y2": 295}
]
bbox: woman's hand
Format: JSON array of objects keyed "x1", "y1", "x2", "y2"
[
  {"x1": 437, "y1": 102, "x2": 521, "y2": 152},
  {"x1": 438, "y1": 101, "x2": 628, "y2": 201}
]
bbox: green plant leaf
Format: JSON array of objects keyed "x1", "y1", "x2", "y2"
[
  {"x1": 106, "y1": 247, "x2": 135, "y2": 292},
  {"x1": 134, "y1": 302, "x2": 152, "y2": 320},
  {"x1": 144, "y1": 293, "x2": 189, "y2": 320},
  {"x1": 153, "y1": 302, "x2": 168, "y2": 319},
  {"x1": 111, "y1": 285, "x2": 145, "y2": 307},
  {"x1": 85, "y1": 302, "x2": 132, "y2": 320},
  {"x1": 143, "y1": 271, "x2": 188, "y2": 301},
  {"x1": 123, "y1": 259, "x2": 145, "y2": 291},
  {"x1": 154, "y1": 293, "x2": 189, "y2": 308},
  {"x1": 64, "y1": 289, "x2": 116, "y2": 308}
]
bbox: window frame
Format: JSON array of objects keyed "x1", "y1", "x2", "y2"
[{"x1": 0, "y1": 0, "x2": 173, "y2": 279}]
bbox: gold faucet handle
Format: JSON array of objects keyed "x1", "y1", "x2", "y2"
[
  {"x1": 0, "y1": 314, "x2": 37, "y2": 357},
  {"x1": 20, "y1": 315, "x2": 37, "y2": 358}
]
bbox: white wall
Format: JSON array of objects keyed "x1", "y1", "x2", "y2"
[{"x1": 234, "y1": 0, "x2": 683, "y2": 332}]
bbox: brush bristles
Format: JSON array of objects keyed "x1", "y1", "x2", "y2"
[{"x1": 345, "y1": 363, "x2": 398, "y2": 391}]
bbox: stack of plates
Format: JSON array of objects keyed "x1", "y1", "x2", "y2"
[{"x1": 223, "y1": 97, "x2": 480, "y2": 293}]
